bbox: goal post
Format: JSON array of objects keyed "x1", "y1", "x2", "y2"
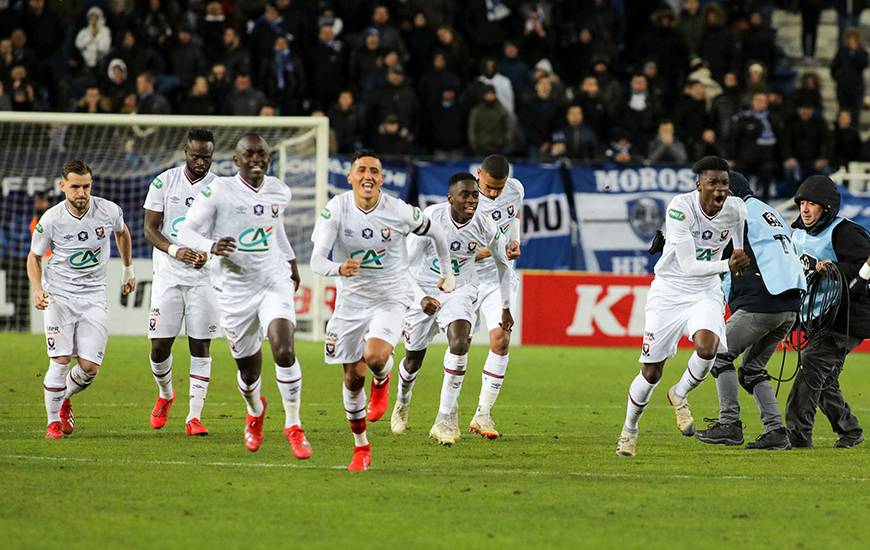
[{"x1": 0, "y1": 112, "x2": 329, "y2": 340}]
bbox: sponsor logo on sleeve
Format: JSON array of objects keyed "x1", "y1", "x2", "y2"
[
  {"x1": 412, "y1": 207, "x2": 421, "y2": 221},
  {"x1": 201, "y1": 185, "x2": 212, "y2": 197},
  {"x1": 320, "y1": 207, "x2": 331, "y2": 220},
  {"x1": 35, "y1": 223, "x2": 44, "y2": 233},
  {"x1": 151, "y1": 178, "x2": 164, "y2": 189},
  {"x1": 668, "y1": 208, "x2": 685, "y2": 221}
]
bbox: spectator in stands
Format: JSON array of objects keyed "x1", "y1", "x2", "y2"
[
  {"x1": 425, "y1": 87, "x2": 466, "y2": 158},
  {"x1": 74, "y1": 7, "x2": 111, "y2": 73},
  {"x1": 606, "y1": 132, "x2": 640, "y2": 164},
  {"x1": 740, "y1": 10, "x2": 777, "y2": 72},
  {"x1": 549, "y1": 104, "x2": 599, "y2": 162},
  {"x1": 497, "y1": 39, "x2": 533, "y2": 102},
  {"x1": 135, "y1": 71, "x2": 171, "y2": 114},
  {"x1": 696, "y1": 128, "x2": 727, "y2": 159},
  {"x1": 646, "y1": 120, "x2": 689, "y2": 164},
  {"x1": 559, "y1": 27, "x2": 612, "y2": 88},
  {"x1": 8, "y1": 29, "x2": 40, "y2": 85},
  {"x1": 835, "y1": 0, "x2": 866, "y2": 49},
  {"x1": 634, "y1": 7, "x2": 688, "y2": 97},
  {"x1": 468, "y1": 84, "x2": 512, "y2": 155},
  {"x1": 168, "y1": 26, "x2": 209, "y2": 92},
  {"x1": 417, "y1": 51, "x2": 461, "y2": 111},
  {"x1": 832, "y1": 110, "x2": 863, "y2": 168},
  {"x1": 249, "y1": 2, "x2": 290, "y2": 79},
  {"x1": 591, "y1": 55, "x2": 622, "y2": 119},
  {"x1": 800, "y1": 0, "x2": 825, "y2": 62},
  {"x1": 8, "y1": 64, "x2": 38, "y2": 111},
  {"x1": 368, "y1": 65, "x2": 419, "y2": 143},
  {"x1": 220, "y1": 27, "x2": 252, "y2": 81},
  {"x1": 223, "y1": 72, "x2": 267, "y2": 116},
  {"x1": 0, "y1": 39, "x2": 17, "y2": 85},
  {"x1": 140, "y1": 0, "x2": 174, "y2": 50},
  {"x1": 711, "y1": 72, "x2": 744, "y2": 144},
  {"x1": 519, "y1": 2, "x2": 555, "y2": 66},
  {"x1": 102, "y1": 58, "x2": 131, "y2": 112},
  {"x1": 461, "y1": 0, "x2": 511, "y2": 58},
  {"x1": 402, "y1": 11, "x2": 437, "y2": 81},
  {"x1": 309, "y1": 18, "x2": 346, "y2": 112},
  {"x1": 179, "y1": 76, "x2": 215, "y2": 115},
  {"x1": 519, "y1": 77, "x2": 561, "y2": 159},
  {"x1": 20, "y1": 0, "x2": 65, "y2": 62},
  {"x1": 574, "y1": 76, "x2": 609, "y2": 145},
  {"x1": 260, "y1": 34, "x2": 307, "y2": 115},
  {"x1": 687, "y1": 58, "x2": 722, "y2": 109},
  {"x1": 208, "y1": 63, "x2": 232, "y2": 111},
  {"x1": 370, "y1": 3, "x2": 409, "y2": 64},
  {"x1": 743, "y1": 61, "x2": 768, "y2": 104},
  {"x1": 327, "y1": 89, "x2": 363, "y2": 154},
  {"x1": 107, "y1": 32, "x2": 165, "y2": 89},
  {"x1": 200, "y1": 1, "x2": 228, "y2": 65},
  {"x1": 473, "y1": 56, "x2": 515, "y2": 118},
  {"x1": 730, "y1": 91, "x2": 783, "y2": 201},
  {"x1": 349, "y1": 27, "x2": 382, "y2": 99},
  {"x1": 434, "y1": 25, "x2": 472, "y2": 82},
  {"x1": 678, "y1": 0, "x2": 705, "y2": 56},
  {"x1": 372, "y1": 113, "x2": 412, "y2": 156},
  {"x1": 0, "y1": 81, "x2": 13, "y2": 111},
  {"x1": 790, "y1": 71, "x2": 824, "y2": 114},
  {"x1": 674, "y1": 79, "x2": 710, "y2": 156},
  {"x1": 831, "y1": 28, "x2": 868, "y2": 128},
  {"x1": 75, "y1": 86, "x2": 110, "y2": 113},
  {"x1": 642, "y1": 60, "x2": 669, "y2": 114},
  {"x1": 782, "y1": 101, "x2": 832, "y2": 191},
  {"x1": 699, "y1": 3, "x2": 738, "y2": 82},
  {"x1": 621, "y1": 73, "x2": 661, "y2": 156},
  {"x1": 260, "y1": 104, "x2": 277, "y2": 116},
  {"x1": 105, "y1": 0, "x2": 134, "y2": 47}
]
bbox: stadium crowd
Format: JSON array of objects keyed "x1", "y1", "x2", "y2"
[{"x1": 0, "y1": 0, "x2": 867, "y2": 195}]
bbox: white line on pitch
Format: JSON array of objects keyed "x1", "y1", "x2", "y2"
[{"x1": 3, "y1": 454, "x2": 870, "y2": 483}]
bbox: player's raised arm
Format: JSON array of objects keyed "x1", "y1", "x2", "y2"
[{"x1": 667, "y1": 203, "x2": 733, "y2": 276}]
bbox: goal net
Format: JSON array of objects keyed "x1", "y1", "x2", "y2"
[{"x1": 0, "y1": 112, "x2": 329, "y2": 339}]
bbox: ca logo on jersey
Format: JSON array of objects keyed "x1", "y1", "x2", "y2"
[
  {"x1": 350, "y1": 248, "x2": 387, "y2": 269},
  {"x1": 69, "y1": 248, "x2": 102, "y2": 269},
  {"x1": 695, "y1": 247, "x2": 721, "y2": 261},
  {"x1": 238, "y1": 226, "x2": 273, "y2": 252},
  {"x1": 170, "y1": 216, "x2": 185, "y2": 238},
  {"x1": 429, "y1": 257, "x2": 467, "y2": 276}
]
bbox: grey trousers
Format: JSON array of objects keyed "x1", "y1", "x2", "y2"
[
  {"x1": 712, "y1": 310, "x2": 797, "y2": 431},
  {"x1": 786, "y1": 330, "x2": 863, "y2": 441}
]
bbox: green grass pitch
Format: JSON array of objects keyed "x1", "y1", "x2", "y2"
[{"x1": 2, "y1": 333, "x2": 870, "y2": 549}]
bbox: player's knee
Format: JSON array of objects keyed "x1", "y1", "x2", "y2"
[
  {"x1": 273, "y1": 345, "x2": 296, "y2": 367},
  {"x1": 448, "y1": 339, "x2": 470, "y2": 356},
  {"x1": 51, "y1": 356, "x2": 71, "y2": 366},
  {"x1": 150, "y1": 339, "x2": 173, "y2": 363},
  {"x1": 641, "y1": 363, "x2": 664, "y2": 384},
  {"x1": 403, "y1": 356, "x2": 423, "y2": 374},
  {"x1": 343, "y1": 366, "x2": 366, "y2": 390},
  {"x1": 79, "y1": 360, "x2": 100, "y2": 376},
  {"x1": 363, "y1": 350, "x2": 390, "y2": 370},
  {"x1": 490, "y1": 333, "x2": 510, "y2": 355},
  {"x1": 188, "y1": 338, "x2": 210, "y2": 357}
]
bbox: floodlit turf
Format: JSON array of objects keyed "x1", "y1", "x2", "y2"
[{"x1": 2, "y1": 333, "x2": 870, "y2": 548}]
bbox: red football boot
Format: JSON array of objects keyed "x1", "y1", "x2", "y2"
[
  {"x1": 59, "y1": 399, "x2": 75, "y2": 435},
  {"x1": 366, "y1": 373, "x2": 391, "y2": 422},
  {"x1": 45, "y1": 421, "x2": 64, "y2": 440},
  {"x1": 284, "y1": 425, "x2": 313, "y2": 459},
  {"x1": 244, "y1": 397, "x2": 267, "y2": 452},
  {"x1": 347, "y1": 444, "x2": 372, "y2": 472},
  {"x1": 185, "y1": 418, "x2": 209, "y2": 436},
  {"x1": 150, "y1": 391, "x2": 176, "y2": 429}
]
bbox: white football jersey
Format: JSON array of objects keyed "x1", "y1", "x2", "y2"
[
  {"x1": 30, "y1": 196, "x2": 126, "y2": 298},
  {"x1": 181, "y1": 174, "x2": 295, "y2": 292},
  {"x1": 143, "y1": 166, "x2": 217, "y2": 286},
  {"x1": 408, "y1": 202, "x2": 500, "y2": 292},
  {"x1": 655, "y1": 191, "x2": 747, "y2": 292},
  {"x1": 475, "y1": 177, "x2": 523, "y2": 283},
  {"x1": 311, "y1": 190, "x2": 427, "y2": 312}
]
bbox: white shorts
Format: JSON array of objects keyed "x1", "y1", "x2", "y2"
[
  {"x1": 325, "y1": 301, "x2": 406, "y2": 364},
  {"x1": 475, "y1": 274, "x2": 519, "y2": 333},
  {"x1": 402, "y1": 285, "x2": 478, "y2": 352},
  {"x1": 148, "y1": 276, "x2": 221, "y2": 340},
  {"x1": 219, "y1": 280, "x2": 297, "y2": 359},
  {"x1": 43, "y1": 293, "x2": 108, "y2": 364},
  {"x1": 639, "y1": 279, "x2": 727, "y2": 363}
]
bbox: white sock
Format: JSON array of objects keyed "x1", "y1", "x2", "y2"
[
  {"x1": 675, "y1": 352, "x2": 714, "y2": 398},
  {"x1": 396, "y1": 359, "x2": 418, "y2": 405},
  {"x1": 476, "y1": 351, "x2": 508, "y2": 416},
  {"x1": 187, "y1": 356, "x2": 211, "y2": 423},
  {"x1": 623, "y1": 372, "x2": 658, "y2": 432},
  {"x1": 276, "y1": 360, "x2": 302, "y2": 428},
  {"x1": 438, "y1": 351, "x2": 467, "y2": 416},
  {"x1": 343, "y1": 384, "x2": 368, "y2": 447},
  {"x1": 43, "y1": 361, "x2": 69, "y2": 424},
  {"x1": 150, "y1": 354, "x2": 174, "y2": 399},
  {"x1": 237, "y1": 372, "x2": 263, "y2": 416},
  {"x1": 371, "y1": 355, "x2": 393, "y2": 385},
  {"x1": 64, "y1": 365, "x2": 95, "y2": 399}
]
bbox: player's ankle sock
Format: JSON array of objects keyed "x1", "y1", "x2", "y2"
[
  {"x1": 150, "y1": 354, "x2": 174, "y2": 399},
  {"x1": 396, "y1": 359, "x2": 418, "y2": 404},
  {"x1": 64, "y1": 365, "x2": 95, "y2": 399},
  {"x1": 237, "y1": 372, "x2": 263, "y2": 416},
  {"x1": 624, "y1": 372, "x2": 657, "y2": 432},
  {"x1": 675, "y1": 352, "x2": 714, "y2": 398},
  {"x1": 275, "y1": 360, "x2": 302, "y2": 428},
  {"x1": 438, "y1": 351, "x2": 467, "y2": 416},
  {"x1": 343, "y1": 384, "x2": 368, "y2": 446},
  {"x1": 43, "y1": 361, "x2": 69, "y2": 423},
  {"x1": 187, "y1": 356, "x2": 211, "y2": 423},
  {"x1": 371, "y1": 356, "x2": 393, "y2": 385},
  {"x1": 476, "y1": 351, "x2": 508, "y2": 416}
]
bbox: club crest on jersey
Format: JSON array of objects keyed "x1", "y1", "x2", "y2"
[
  {"x1": 185, "y1": 196, "x2": 194, "y2": 207},
  {"x1": 720, "y1": 229, "x2": 730, "y2": 241},
  {"x1": 702, "y1": 230, "x2": 713, "y2": 240},
  {"x1": 350, "y1": 248, "x2": 386, "y2": 269},
  {"x1": 450, "y1": 241, "x2": 461, "y2": 251},
  {"x1": 271, "y1": 204, "x2": 280, "y2": 218},
  {"x1": 95, "y1": 226, "x2": 105, "y2": 239},
  {"x1": 627, "y1": 197, "x2": 665, "y2": 241},
  {"x1": 68, "y1": 248, "x2": 102, "y2": 270},
  {"x1": 467, "y1": 241, "x2": 478, "y2": 253},
  {"x1": 492, "y1": 210, "x2": 502, "y2": 221},
  {"x1": 507, "y1": 205, "x2": 515, "y2": 217},
  {"x1": 381, "y1": 227, "x2": 392, "y2": 241},
  {"x1": 149, "y1": 317, "x2": 157, "y2": 331},
  {"x1": 362, "y1": 228, "x2": 374, "y2": 239},
  {"x1": 253, "y1": 204, "x2": 264, "y2": 216},
  {"x1": 47, "y1": 337, "x2": 55, "y2": 351},
  {"x1": 237, "y1": 226, "x2": 273, "y2": 252},
  {"x1": 77, "y1": 231, "x2": 89, "y2": 242}
]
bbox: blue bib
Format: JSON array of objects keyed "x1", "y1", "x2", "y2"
[
  {"x1": 745, "y1": 198, "x2": 807, "y2": 296},
  {"x1": 793, "y1": 217, "x2": 844, "y2": 320}
]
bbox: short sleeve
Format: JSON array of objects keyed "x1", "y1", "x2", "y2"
[
  {"x1": 111, "y1": 202, "x2": 126, "y2": 232},
  {"x1": 514, "y1": 181, "x2": 525, "y2": 218},
  {"x1": 143, "y1": 174, "x2": 167, "y2": 212},
  {"x1": 664, "y1": 197, "x2": 693, "y2": 244},
  {"x1": 399, "y1": 201, "x2": 426, "y2": 235},
  {"x1": 30, "y1": 213, "x2": 52, "y2": 256}
]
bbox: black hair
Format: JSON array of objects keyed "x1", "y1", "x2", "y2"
[
  {"x1": 480, "y1": 154, "x2": 509, "y2": 179},
  {"x1": 352, "y1": 149, "x2": 380, "y2": 163},
  {"x1": 692, "y1": 155, "x2": 729, "y2": 175},
  {"x1": 448, "y1": 172, "x2": 476, "y2": 190},
  {"x1": 187, "y1": 128, "x2": 214, "y2": 144}
]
